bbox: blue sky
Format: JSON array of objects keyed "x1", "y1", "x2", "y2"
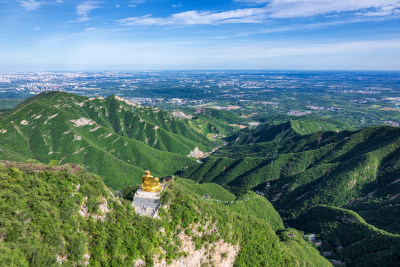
[{"x1": 0, "y1": 0, "x2": 400, "y2": 71}]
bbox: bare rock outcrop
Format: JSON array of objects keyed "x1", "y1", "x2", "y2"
[{"x1": 154, "y1": 232, "x2": 239, "y2": 267}]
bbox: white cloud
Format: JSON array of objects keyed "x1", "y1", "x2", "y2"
[
  {"x1": 235, "y1": 16, "x2": 391, "y2": 37},
  {"x1": 118, "y1": 8, "x2": 267, "y2": 26},
  {"x1": 237, "y1": 0, "x2": 400, "y2": 18},
  {"x1": 18, "y1": 0, "x2": 42, "y2": 11},
  {"x1": 32, "y1": 27, "x2": 41, "y2": 31},
  {"x1": 117, "y1": 0, "x2": 400, "y2": 26},
  {"x1": 74, "y1": 1, "x2": 103, "y2": 22},
  {"x1": 361, "y1": 5, "x2": 400, "y2": 16}
]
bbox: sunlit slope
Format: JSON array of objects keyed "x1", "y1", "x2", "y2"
[
  {"x1": 175, "y1": 178, "x2": 236, "y2": 202},
  {"x1": 0, "y1": 163, "x2": 330, "y2": 266},
  {"x1": 0, "y1": 91, "x2": 217, "y2": 189},
  {"x1": 22, "y1": 91, "x2": 214, "y2": 153},
  {"x1": 190, "y1": 107, "x2": 246, "y2": 136}
]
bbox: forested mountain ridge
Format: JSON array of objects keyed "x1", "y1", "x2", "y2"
[
  {"x1": 0, "y1": 91, "x2": 224, "y2": 189},
  {"x1": 293, "y1": 206, "x2": 400, "y2": 266},
  {"x1": 0, "y1": 162, "x2": 330, "y2": 266},
  {"x1": 2, "y1": 91, "x2": 400, "y2": 265},
  {"x1": 182, "y1": 120, "x2": 400, "y2": 204},
  {"x1": 181, "y1": 120, "x2": 400, "y2": 265}
]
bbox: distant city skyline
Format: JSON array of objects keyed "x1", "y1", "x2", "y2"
[{"x1": 0, "y1": 0, "x2": 400, "y2": 71}]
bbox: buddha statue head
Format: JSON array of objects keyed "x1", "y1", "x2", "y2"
[{"x1": 141, "y1": 170, "x2": 162, "y2": 192}]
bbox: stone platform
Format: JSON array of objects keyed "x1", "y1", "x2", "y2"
[{"x1": 132, "y1": 188, "x2": 163, "y2": 218}]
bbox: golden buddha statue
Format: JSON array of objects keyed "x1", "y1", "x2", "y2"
[{"x1": 141, "y1": 170, "x2": 162, "y2": 192}]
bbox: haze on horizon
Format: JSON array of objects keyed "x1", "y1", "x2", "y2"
[{"x1": 0, "y1": 0, "x2": 400, "y2": 71}]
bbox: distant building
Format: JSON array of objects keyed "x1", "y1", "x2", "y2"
[
  {"x1": 384, "y1": 121, "x2": 399, "y2": 127},
  {"x1": 304, "y1": 233, "x2": 322, "y2": 246}
]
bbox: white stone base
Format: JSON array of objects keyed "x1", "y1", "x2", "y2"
[
  {"x1": 134, "y1": 188, "x2": 161, "y2": 198},
  {"x1": 133, "y1": 188, "x2": 163, "y2": 218}
]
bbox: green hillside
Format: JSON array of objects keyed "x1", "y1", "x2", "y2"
[
  {"x1": 225, "y1": 118, "x2": 348, "y2": 144},
  {"x1": 182, "y1": 121, "x2": 400, "y2": 202},
  {"x1": 180, "y1": 119, "x2": 400, "y2": 265},
  {"x1": 290, "y1": 119, "x2": 345, "y2": 135},
  {"x1": 254, "y1": 114, "x2": 351, "y2": 130},
  {"x1": 175, "y1": 178, "x2": 236, "y2": 201},
  {"x1": 3, "y1": 92, "x2": 399, "y2": 265},
  {"x1": 293, "y1": 206, "x2": 400, "y2": 267},
  {"x1": 175, "y1": 178, "x2": 284, "y2": 230},
  {"x1": 0, "y1": 162, "x2": 330, "y2": 266},
  {"x1": 0, "y1": 91, "x2": 218, "y2": 189},
  {"x1": 190, "y1": 108, "x2": 246, "y2": 135}
]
